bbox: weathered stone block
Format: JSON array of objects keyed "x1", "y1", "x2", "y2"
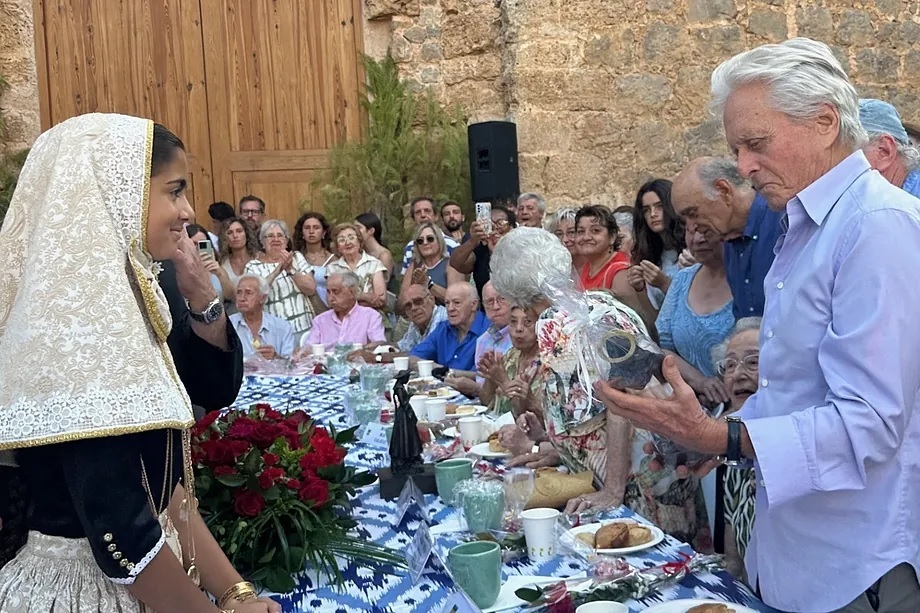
[
  {"x1": 572, "y1": 113, "x2": 633, "y2": 154},
  {"x1": 517, "y1": 154, "x2": 550, "y2": 192},
  {"x1": 628, "y1": 122, "x2": 685, "y2": 167},
  {"x1": 516, "y1": 40, "x2": 581, "y2": 69},
  {"x1": 442, "y1": 11, "x2": 499, "y2": 58},
  {"x1": 748, "y1": 9, "x2": 787, "y2": 41},
  {"x1": 420, "y1": 42, "x2": 442, "y2": 62},
  {"x1": 896, "y1": 20, "x2": 920, "y2": 48},
  {"x1": 795, "y1": 7, "x2": 833, "y2": 41},
  {"x1": 544, "y1": 153, "x2": 607, "y2": 200},
  {"x1": 764, "y1": 0, "x2": 784, "y2": 5},
  {"x1": 389, "y1": 36, "x2": 413, "y2": 62},
  {"x1": 441, "y1": 54, "x2": 503, "y2": 85},
  {"x1": 875, "y1": 0, "x2": 904, "y2": 17},
  {"x1": 517, "y1": 110, "x2": 575, "y2": 153},
  {"x1": 419, "y1": 66, "x2": 440, "y2": 83},
  {"x1": 643, "y1": 22, "x2": 689, "y2": 64},
  {"x1": 614, "y1": 73, "x2": 672, "y2": 112},
  {"x1": 829, "y1": 45, "x2": 851, "y2": 75},
  {"x1": 904, "y1": 50, "x2": 920, "y2": 85},
  {"x1": 403, "y1": 26, "x2": 428, "y2": 43},
  {"x1": 835, "y1": 9, "x2": 873, "y2": 46},
  {"x1": 366, "y1": 0, "x2": 421, "y2": 21},
  {"x1": 675, "y1": 65, "x2": 717, "y2": 114},
  {"x1": 855, "y1": 49, "x2": 900, "y2": 84},
  {"x1": 514, "y1": 68, "x2": 619, "y2": 111},
  {"x1": 684, "y1": 118, "x2": 727, "y2": 157},
  {"x1": 584, "y1": 31, "x2": 635, "y2": 68},
  {"x1": 443, "y1": 79, "x2": 504, "y2": 116},
  {"x1": 646, "y1": 0, "x2": 674, "y2": 12},
  {"x1": 693, "y1": 25, "x2": 746, "y2": 58},
  {"x1": 688, "y1": 0, "x2": 737, "y2": 23}
]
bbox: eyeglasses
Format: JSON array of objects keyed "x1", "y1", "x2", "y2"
[
  {"x1": 483, "y1": 297, "x2": 506, "y2": 308},
  {"x1": 716, "y1": 355, "x2": 759, "y2": 376},
  {"x1": 241, "y1": 209, "x2": 261, "y2": 217},
  {"x1": 493, "y1": 220, "x2": 511, "y2": 228},
  {"x1": 401, "y1": 296, "x2": 428, "y2": 310},
  {"x1": 554, "y1": 229, "x2": 576, "y2": 239},
  {"x1": 265, "y1": 233, "x2": 286, "y2": 240},
  {"x1": 418, "y1": 235, "x2": 437, "y2": 245},
  {"x1": 337, "y1": 234, "x2": 358, "y2": 244}
]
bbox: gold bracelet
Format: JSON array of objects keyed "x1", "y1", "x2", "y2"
[{"x1": 218, "y1": 581, "x2": 257, "y2": 609}]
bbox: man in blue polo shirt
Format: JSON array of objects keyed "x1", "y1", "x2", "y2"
[
  {"x1": 671, "y1": 156, "x2": 784, "y2": 318},
  {"x1": 409, "y1": 282, "x2": 490, "y2": 370}
]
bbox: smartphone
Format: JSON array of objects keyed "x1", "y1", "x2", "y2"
[
  {"x1": 475, "y1": 202, "x2": 492, "y2": 234},
  {"x1": 197, "y1": 239, "x2": 214, "y2": 258}
]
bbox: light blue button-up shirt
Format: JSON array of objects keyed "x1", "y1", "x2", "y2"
[
  {"x1": 738, "y1": 151, "x2": 920, "y2": 612},
  {"x1": 230, "y1": 311, "x2": 295, "y2": 358}
]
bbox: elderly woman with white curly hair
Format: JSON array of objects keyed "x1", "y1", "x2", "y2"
[
  {"x1": 243, "y1": 219, "x2": 317, "y2": 342},
  {"x1": 491, "y1": 227, "x2": 710, "y2": 550}
]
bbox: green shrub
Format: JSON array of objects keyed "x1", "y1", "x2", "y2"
[{"x1": 307, "y1": 55, "x2": 471, "y2": 257}]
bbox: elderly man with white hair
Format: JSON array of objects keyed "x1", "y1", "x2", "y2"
[
  {"x1": 600, "y1": 38, "x2": 920, "y2": 613},
  {"x1": 515, "y1": 192, "x2": 546, "y2": 228},
  {"x1": 230, "y1": 274, "x2": 295, "y2": 359},
  {"x1": 306, "y1": 271, "x2": 386, "y2": 349},
  {"x1": 859, "y1": 98, "x2": 920, "y2": 199}
]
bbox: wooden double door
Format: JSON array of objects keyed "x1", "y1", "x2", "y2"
[{"x1": 34, "y1": 0, "x2": 365, "y2": 227}]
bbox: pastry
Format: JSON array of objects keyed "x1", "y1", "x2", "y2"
[
  {"x1": 626, "y1": 526, "x2": 652, "y2": 547},
  {"x1": 488, "y1": 432, "x2": 508, "y2": 453},
  {"x1": 685, "y1": 604, "x2": 735, "y2": 613},
  {"x1": 446, "y1": 403, "x2": 458, "y2": 415},
  {"x1": 574, "y1": 532, "x2": 596, "y2": 548},
  {"x1": 594, "y1": 522, "x2": 629, "y2": 549}
]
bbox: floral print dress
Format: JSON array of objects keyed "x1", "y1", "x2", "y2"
[
  {"x1": 490, "y1": 348, "x2": 544, "y2": 416},
  {"x1": 536, "y1": 290, "x2": 712, "y2": 551}
]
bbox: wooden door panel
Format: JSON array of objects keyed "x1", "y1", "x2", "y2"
[
  {"x1": 34, "y1": 0, "x2": 215, "y2": 217},
  {"x1": 201, "y1": 0, "x2": 364, "y2": 228}
]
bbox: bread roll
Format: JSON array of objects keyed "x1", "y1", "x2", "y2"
[
  {"x1": 685, "y1": 604, "x2": 735, "y2": 613},
  {"x1": 574, "y1": 532, "x2": 596, "y2": 548},
  {"x1": 595, "y1": 523, "x2": 629, "y2": 549},
  {"x1": 626, "y1": 526, "x2": 652, "y2": 547}
]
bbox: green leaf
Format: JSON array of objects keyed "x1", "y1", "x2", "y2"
[
  {"x1": 257, "y1": 548, "x2": 276, "y2": 565},
  {"x1": 515, "y1": 587, "x2": 544, "y2": 603},
  {"x1": 215, "y1": 473, "x2": 247, "y2": 488},
  {"x1": 351, "y1": 471, "x2": 377, "y2": 488},
  {"x1": 263, "y1": 485, "x2": 281, "y2": 501},
  {"x1": 243, "y1": 448, "x2": 262, "y2": 474},
  {"x1": 264, "y1": 567, "x2": 297, "y2": 593}
]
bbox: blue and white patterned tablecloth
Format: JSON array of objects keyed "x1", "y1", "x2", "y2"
[{"x1": 234, "y1": 375, "x2": 776, "y2": 613}]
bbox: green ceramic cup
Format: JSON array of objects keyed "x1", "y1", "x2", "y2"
[
  {"x1": 434, "y1": 458, "x2": 474, "y2": 505},
  {"x1": 447, "y1": 541, "x2": 502, "y2": 609}
]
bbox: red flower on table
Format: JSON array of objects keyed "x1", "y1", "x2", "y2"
[
  {"x1": 287, "y1": 410, "x2": 310, "y2": 424},
  {"x1": 250, "y1": 422, "x2": 284, "y2": 449},
  {"x1": 310, "y1": 429, "x2": 345, "y2": 467},
  {"x1": 263, "y1": 453, "x2": 279, "y2": 467},
  {"x1": 258, "y1": 467, "x2": 285, "y2": 490},
  {"x1": 233, "y1": 489, "x2": 266, "y2": 517},
  {"x1": 193, "y1": 411, "x2": 220, "y2": 434},
  {"x1": 285, "y1": 478, "x2": 301, "y2": 491},
  {"x1": 298, "y1": 477, "x2": 329, "y2": 508},
  {"x1": 227, "y1": 416, "x2": 260, "y2": 441}
]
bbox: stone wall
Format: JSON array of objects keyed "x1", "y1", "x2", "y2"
[
  {"x1": 0, "y1": 0, "x2": 39, "y2": 154},
  {"x1": 367, "y1": 0, "x2": 920, "y2": 209},
  {"x1": 2, "y1": 0, "x2": 919, "y2": 208}
]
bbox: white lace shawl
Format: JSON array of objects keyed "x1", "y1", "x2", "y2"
[{"x1": 0, "y1": 113, "x2": 193, "y2": 451}]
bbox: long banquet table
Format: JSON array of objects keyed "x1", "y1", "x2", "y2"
[{"x1": 234, "y1": 374, "x2": 776, "y2": 613}]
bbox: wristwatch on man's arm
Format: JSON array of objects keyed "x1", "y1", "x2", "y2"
[
  {"x1": 720, "y1": 416, "x2": 754, "y2": 469},
  {"x1": 188, "y1": 295, "x2": 224, "y2": 325}
]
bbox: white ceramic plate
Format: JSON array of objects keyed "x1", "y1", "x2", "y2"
[
  {"x1": 445, "y1": 404, "x2": 488, "y2": 419},
  {"x1": 641, "y1": 599, "x2": 758, "y2": 613},
  {"x1": 468, "y1": 442, "x2": 512, "y2": 459},
  {"x1": 442, "y1": 426, "x2": 459, "y2": 438},
  {"x1": 563, "y1": 519, "x2": 665, "y2": 555}
]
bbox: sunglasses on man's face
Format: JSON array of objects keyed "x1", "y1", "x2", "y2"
[{"x1": 418, "y1": 235, "x2": 437, "y2": 245}]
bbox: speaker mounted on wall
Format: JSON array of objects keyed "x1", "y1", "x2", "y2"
[{"x1": 467, "y1": 121, "x2": 520, "y2": 205}]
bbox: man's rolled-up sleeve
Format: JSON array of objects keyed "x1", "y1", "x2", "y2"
[{"x1": 744, "y1": 209, "x2": 920, "y2": 508}]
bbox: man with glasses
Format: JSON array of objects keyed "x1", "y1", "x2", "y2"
[
  {"x1": 449, "y1": 205, "x2": 517, "y2": 301},
  {"x1": 396, "y1": 284, "x2": 447, "y2": 352},
  {"x1": 238, "y1": 194, "x2": 267, "y2": 231}
]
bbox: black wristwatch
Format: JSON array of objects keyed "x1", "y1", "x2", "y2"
[
  {"x1": 189, "y1": 296, "x2": 224, "y2": 324},
  {"x1": 722, "y1": 416, "x2": 753, "y2": 468}
]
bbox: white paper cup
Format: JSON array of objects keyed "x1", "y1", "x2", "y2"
[
  {"x1": 426, "y1": 398, "x2": 447, "y2": 421},
  {"x1": 521, "y1": 508, "x2": 560, "y2": 561},
  {"x1": 575, "y1": 603, "x2": 628, "y2": 613},
  {"x1": 409, "y1": 395, "x2": 429, "y2": 421},
  {"x1": 458, "y1": 416, "x2": 483, "y2": 449},
  {"x1": 311, "y1": 344, "x2": 325, "y2": 357},
  {"x1": 393, "y1": 356, "x2": 409, "y2": 371},
  {"x1": 417, "y1": 360, "x2": 434, "y2": 378}
]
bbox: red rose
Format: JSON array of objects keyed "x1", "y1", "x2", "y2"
[
  {"x1": 257, "y1": 467, "x2": 285, "y2": 490},
  {"x1": 263, "y1": 453, "x2": 279, "y2": 466},
  {"x1": 263, "y1": 407, "x2": 284, "y2": 421},
  {"x1": 233, "y1": 490, "x2": 266, "y2": 517},
  {"x1": 228, "y1": 440, "x2": 251, "y2": 459},
  {"x1": 254, "y1": 403, "x2": 272, "y2": 411},
  {"x1": 288, "y1": 410, "x2": 310, "y2": 424},
  {"x1": 310, "y1": 430, "x2": 345, "y2": 467},
  {"x1": 298, "y1": 477, "x2": 329, "y2": 507},
  {"x1": 227, "y1": 417, "x2": 260, "y2": 441},
  {"x1": 199, "y1": 439, "x2": 235, "y2": 465},
  {"x1": 194, "y1": 411, "x2": 220, "y2": 431},
  {"x1": 286, "y1": 478, "x2": 301, "y2": 490},
  {"x1": 213, "y1": 466, "x2": 237, "y2": 477},
  {"x1": 250, "y1": 422, "x2": 283, "y2": 449},
  {"x1": 298, "y1": 452, "x2": 321, "y2": 473}
]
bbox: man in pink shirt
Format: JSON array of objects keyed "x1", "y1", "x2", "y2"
[{"x1": 306, "y1": 271, "x2": 386, "y2": 348}]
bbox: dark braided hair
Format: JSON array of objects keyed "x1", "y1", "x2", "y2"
[{"x1": 0, "y1": 466, "x2": 30, "y2": 569}]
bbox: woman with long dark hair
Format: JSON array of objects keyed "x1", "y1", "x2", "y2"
[
  {"x1": 355, "y1": 211, "x2": 395, "y2": 282},
  {"x1": 213, "y1": 216, "x2": 261, "y2": 307},
  {"x1": 293, "y1": 211, "x2": 335, "y2": 307},
  {"x1": 628, "y1": 179, "x2": 686, "y2": 311},
  {"x1": 0, "y1": 115, "x2": 278, "y2": 612}
]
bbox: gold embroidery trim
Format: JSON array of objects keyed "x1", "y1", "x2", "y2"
[
  {"x1": 141, "y1": 120, "x2": 153, "y2": 254},
  {"x1": 0, "y1": 421, "x2": 194, "y2": 452}
]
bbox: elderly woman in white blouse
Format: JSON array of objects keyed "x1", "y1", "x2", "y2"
[{"x1": 243, "y1": 218, "x2": 316, "y2": 342}]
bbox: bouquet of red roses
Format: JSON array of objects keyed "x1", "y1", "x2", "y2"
[{"x1": 192, "y1": 403, "x2": 403, "y2": 592}]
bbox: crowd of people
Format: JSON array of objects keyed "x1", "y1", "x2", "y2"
[{"x1": 1, "y1": 35, "x2": 919, "y2": 613}]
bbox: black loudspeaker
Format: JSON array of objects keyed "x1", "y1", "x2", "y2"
[{"x1": 468, "y1": 121, "x2": 520, "y2": 203}]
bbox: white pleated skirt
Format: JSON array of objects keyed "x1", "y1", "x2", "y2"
[{"x1": 0, "y1": 516, "x2": 181, "y2": 613}]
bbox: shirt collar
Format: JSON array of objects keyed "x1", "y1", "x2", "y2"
[
  {"x1": 332, "y1": 303, "x2": 358, "y2": 323},
  {"x1": 233, "y1": 312, "x2": 269, "y2": 335},
  {"x1": 795, "y1": 150, "x2": 871, "y2": 226}
]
